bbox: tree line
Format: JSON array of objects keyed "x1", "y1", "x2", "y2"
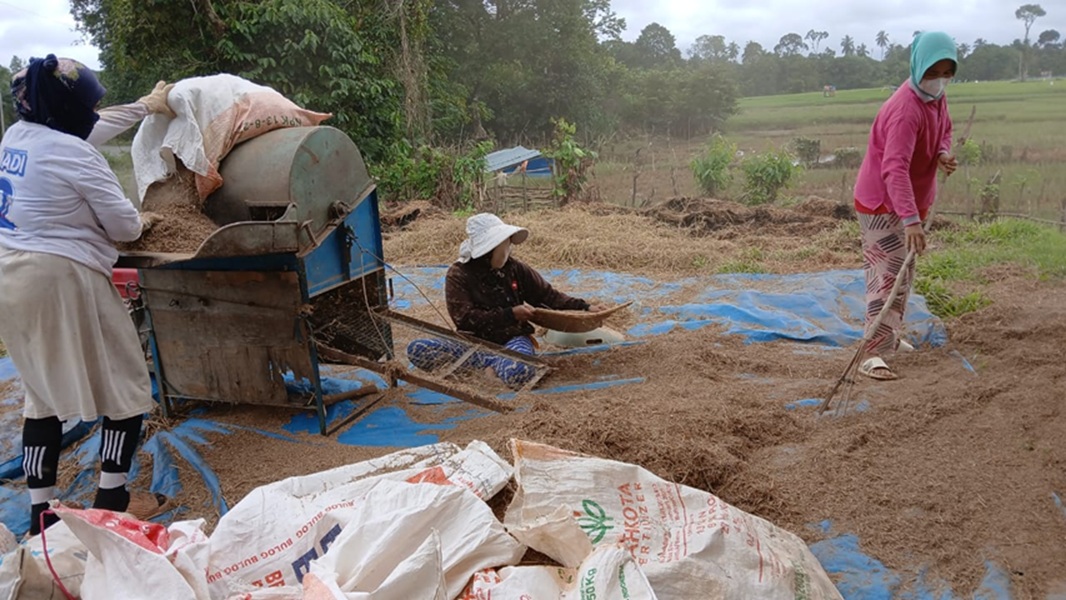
[{"x1": 1, "y1": 1, "x2": 1060, "y2": 197}]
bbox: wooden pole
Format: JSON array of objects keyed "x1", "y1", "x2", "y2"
[
  {"x1": 822, "y1": 169, "x2": 958, "y2": 413},
  {"x1": 323, "y1": 385, "x2": 380, "y2": 406},
  {"x1": 316, "y1": 343, "x2": 516, "y2": 414},
  {"x1": 820, "y1": 239, "x2": 922, "y2": 414},
  {"x1": 958, "y1": 105, "x2": 978, "y2": 221},
  {"x1": 631, "y1": 147, "x2": 642, "y2": 207}
]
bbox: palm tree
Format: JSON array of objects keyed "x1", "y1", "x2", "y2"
[
  {"x1": 840, "y1": 35, "x2": 855, "y2": 56},
  {"x1": 876, "y1": 30, "x2": 890, "y2": 59},
  {"x1": 857, "y1": 43, "x2": 870, "y2": 57},
  {"x1": 957, "y1": 42, "x2": 971, "y2": 59}
]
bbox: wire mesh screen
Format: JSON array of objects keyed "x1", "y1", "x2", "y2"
[
  {"x1": 309, "y1": 270, "x2": 394, "y2": 360},
  {"x1": 309, "y1": 270, "x2": 549, "y2": 393},
  {"x1": 379, "y1": 311, "x2": 551, "y2": 393}
]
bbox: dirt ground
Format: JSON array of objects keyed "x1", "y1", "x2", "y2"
[
  {"x1": 448, "y1": 275, "x2": 1066, "y2": 596},
  {"x1": 107, "y1": 203, "x2": 1066, "y2": 596}
]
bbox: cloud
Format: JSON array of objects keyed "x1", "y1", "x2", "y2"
[
  {"x1": 611, "y1": 0, "x2": 1058, "y2": 54},
  {"x1": 0, "y1": 1, "x2": 100, "y2": 71}
]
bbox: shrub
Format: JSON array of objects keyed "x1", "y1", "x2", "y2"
[
  {"x1": 791, "y1": 137, "x2": 821, "y2": 168},
  {"x1": 690, "y1": 134, "x2": 737, "y2": 196},
  {"x1": 833, "y1": 147, "x2": 863, "y2": 169},
  {"x1": 741, "y1": 148, "x2": 801, "y2": 205},
  {"x1": 544, "y1": 118, "x2": 597, "y2": 204},
  {"x1": 957, "y1": 138, "x2": 982, "y2": 167}
]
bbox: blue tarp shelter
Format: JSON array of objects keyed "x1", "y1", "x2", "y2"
[{"x1": 484, "y1": 146, "x2": 553, "y2": 178}]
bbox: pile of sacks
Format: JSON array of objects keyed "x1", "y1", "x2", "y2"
[{"x1": 0, "y1": 440, "x2": 842, "y2": 600}]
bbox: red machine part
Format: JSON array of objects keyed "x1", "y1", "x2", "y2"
[{"x1": 112, "y1": 268, "x2": 140, "y2": 300}]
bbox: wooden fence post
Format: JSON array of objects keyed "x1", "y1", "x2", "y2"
[
  {"x1": 521, "y1": 169, "x2": 528, "y2": 212},
  {"x1": 631, "y1": 147, "x2": 642, "y2": 207}
]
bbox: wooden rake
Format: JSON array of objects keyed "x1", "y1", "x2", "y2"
[
  {"x1": 819, "y1": 105, "x2": 977, "y2": 416},
  {"x1": 818, "y1": 224, "x2": 927, "y2": 416}
]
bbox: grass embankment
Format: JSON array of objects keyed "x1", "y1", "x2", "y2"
[{"x1": 916, "y1": 219, "x2": 1066, "y2": 317}]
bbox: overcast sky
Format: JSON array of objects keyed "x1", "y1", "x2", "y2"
[
  {"x1": 1, "y1": 0, "x2": 1063, "y2": 72},
  {"x1": 611, "y1": 0, "x2": 1065, "y2": 54}
]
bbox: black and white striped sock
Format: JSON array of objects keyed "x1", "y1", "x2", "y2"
[
  {"x1": 93, "y1": 415, "x2": 143, "y2": 512},
  {"x1": 22, "y1": 417, "x2": 62, "y2": 536}
]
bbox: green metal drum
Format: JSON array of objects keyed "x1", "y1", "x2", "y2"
[{"x1": 205, "y1": 126, "x2": 372, "y2": 239}]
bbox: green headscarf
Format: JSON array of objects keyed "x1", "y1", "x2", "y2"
[{"x1": 910, "y1": 32, "x2": 958, "y2": 89}]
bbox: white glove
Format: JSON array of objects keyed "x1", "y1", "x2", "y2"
[
  {"x1": 140, "y1": 211, "x2": 163, "y2": 232},
  {"x1": 137, "y1": 81, "x2": 176, "y2": 118}
]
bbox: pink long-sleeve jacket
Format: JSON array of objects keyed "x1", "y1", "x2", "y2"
[{"x1": 854, "y1": 82, "x2": 953, "y2": 226}]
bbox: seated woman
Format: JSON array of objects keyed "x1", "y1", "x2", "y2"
[{"x1": 407, "y1": 213, "x2": 603, "y2": 387}]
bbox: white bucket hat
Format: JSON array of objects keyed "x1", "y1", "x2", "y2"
[{"x1": 458, "y1": 213, "x2": 529, "y2": 263}]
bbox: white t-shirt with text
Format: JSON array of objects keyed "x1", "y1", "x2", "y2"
[{"x1": 0, "y1": 117, "x2": 143, "y2": 276}]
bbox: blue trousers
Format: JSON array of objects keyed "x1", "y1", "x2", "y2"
[{"x1": 406, "y1": 336, "x2": 537, "y2": 388}]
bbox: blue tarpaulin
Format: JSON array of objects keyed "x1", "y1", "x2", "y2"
[
  {"x1": 0, "y1": 266, "x2": 995, "y2": 598},
  {"x1": 391, "y1": 267, "x2": 948, "y2": 348},
  {"x1": 809, "y1": 521, "x2": 1013, "y2": 600}
]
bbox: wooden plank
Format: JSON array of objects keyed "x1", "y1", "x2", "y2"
[
  {"x1": 436, "y1": 346, "x2": 480, "y2": 379},
  {"x1": 316, "y1": 343, "x2": 515, "y2": 414},
  {"x1": 323, "y1": 385, "x2": 380, "y2": 406},
  {"x1": 516, "y1": 366, "x2": 551, "y2": 393},
  {"x1": 141, "y1": 270, "x2": 303, "y2": 311},
  {"x1": 373, "y1": 309, "x2": 547, "y2": 366},
  {"x1": 326, "y1": 391, "x2": 389, "y2": 436},
  {"x1": 142, "y1": 269, "x2": 315, "y2": 405}
]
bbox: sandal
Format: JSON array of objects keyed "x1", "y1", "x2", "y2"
[
  {"x1": 859, "y1": 357, "x2": 898, "y2": 381},
  {"x1": 125, "y1": 492, "x2": 172, "y2": 521}
]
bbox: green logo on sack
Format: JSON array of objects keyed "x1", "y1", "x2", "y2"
[
  {"x1": 576, "y1": 499, "x2": 614, "y2": 543},
  {"x1": 793, "y1": 562, "x2": 811, "y2": 600}
]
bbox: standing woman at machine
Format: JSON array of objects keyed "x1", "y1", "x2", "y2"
[
  {"x1": 0, "y1": 55, "x2": 171, "y2": 535},
  {"x1": 853, "y1": 32, "x2": 958, "y2": 381}
]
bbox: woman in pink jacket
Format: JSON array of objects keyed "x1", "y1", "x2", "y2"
[{"x1": 853, "y1": 32, "x2": 959, "y2": 380}]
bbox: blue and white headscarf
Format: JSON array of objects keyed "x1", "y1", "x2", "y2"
[
  {"x1": 10, "y1": 54, "x2": 107, "y2": 140},
  {"x1": 908, "y1": 32, "x2": 958, "y2": 102}
]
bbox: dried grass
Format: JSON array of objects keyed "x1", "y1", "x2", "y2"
[{"x1": 382, "y1": 201, "x2": 859, "y2": 276}]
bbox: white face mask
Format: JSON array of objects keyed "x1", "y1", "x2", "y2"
[
  {"x1": 918, "y1": 77, "x2": 950, "y2": 100},
  {"x1": 490, "y1": 240, "x2": 511, "y2": 269}
]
